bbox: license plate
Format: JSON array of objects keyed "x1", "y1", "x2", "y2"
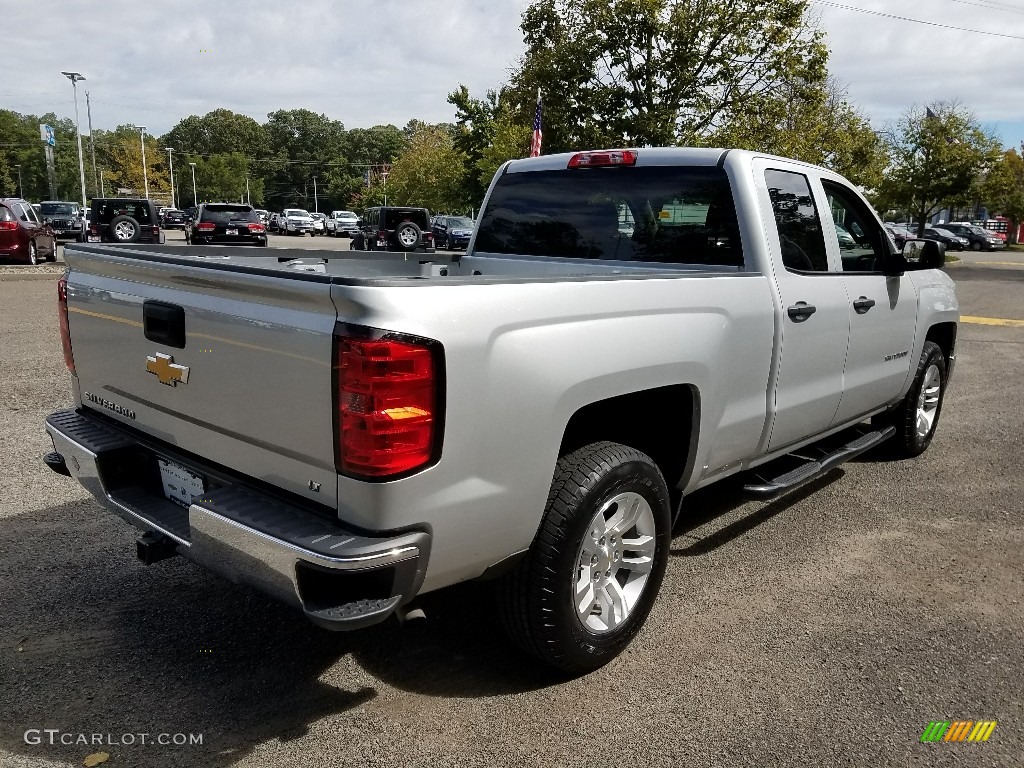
[
  {"x1": 226, "y1": 228, "x2": 237, "y2": 236},
  {"x1": 87, "y1": 235, "x2": 100, "y2": 242},
  {"x1": 377, "y1": 239, "x2": 388, "y2": 247},
  {"x1": 158, "y1": 458, "x2": 205, "y2": 507}
]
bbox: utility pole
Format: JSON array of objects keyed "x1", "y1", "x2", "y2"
[
  {"x1": 245, "y1": 176, "x2": 250, "y2": 206},
  {"x1": 135, "y1": 125, "x2": 149, "y2": 199},
  {"x1": 189, "y1": 162, "x2": 197, "y2": 206},
  {"x1": 312, "y1": 176, "x2": 318, "y2": 212},
  {"x1": 166, "y1": 147, "x2": 175, "y2": 208},
  {"x1": 14, "y1": 165, "x2": 23, "y2": 197},
  {"x1": 85, "y1": 90, "x2": 98, "y2": 195},
  {"x1": 61, "y1": 71, "x2": 88, "y2": 210}
]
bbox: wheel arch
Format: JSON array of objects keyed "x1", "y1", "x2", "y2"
[
  {"x1": 558, "y1": 383, "x2": 701, "y2": 496},
  {"x1": 925, "y1": 321, "x2": 957, "y2": 369}
]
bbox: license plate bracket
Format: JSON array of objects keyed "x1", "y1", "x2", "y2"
[
  {"x1": 158, "y1": 457, "x2": 206, "y2": 507},
  {"x1": 226, "y1": 228, "x2": 237, "y2": 236}
]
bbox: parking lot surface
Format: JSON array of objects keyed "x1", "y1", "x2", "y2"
[{"x1": 0, "y1": 250, "x2": 1021, "y2": 767}]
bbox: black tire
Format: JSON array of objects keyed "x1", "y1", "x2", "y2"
[
  {"x1": 446, "y1": 234, "x2": 455, "y2": 251},
  {"x1": 499, "y1": 441, "x2": 671, "y2": 674},
  {"x1": 28, "y1": 240, "x2": 39, "y2": 265},
  {"x1": 970, "y1": 240, "x2": 982, "y2": 251},
  {"x1": 394, "y1": 222, "x2": 422, "y2": 251},
  {"x1": 108, "y1": 215, "x2": 142, "y2": 243},
  {"x1": 876, "y1": 340, "x2": 947, "y2": 458}
]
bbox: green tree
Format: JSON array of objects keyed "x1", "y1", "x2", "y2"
[
  {"x1": 184, "y1": 152, "x2": 257, "y2": 204},
  {"x1": 875, "y1": 103, "x2": 1001, "y2": 236},
  {"x1": 386, "y1": 124, "x2": 470, "y2": 213},
  {"x1": 980, "y1": 148, "x2": 1024, "y2": 243},
  {"x1": 711, "y1": 78, "x2": 888, "y2": 189},
  {"x1": 161, "y1": 109, "x2": 269, "y2": 158},
  {"x1": 501, "y1": 0, "x2": 826, "y2": 152},
  {"x1": 101, "y1": 126, "x2": 171, "y2": 203}
]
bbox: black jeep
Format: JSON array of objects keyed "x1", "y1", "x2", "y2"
[
  {"x1": 83, "y1": 198, "x2": 164, "y2": 244},
  {"x1": 353, "y1": 206, "x2": 435, "y2": 252}
]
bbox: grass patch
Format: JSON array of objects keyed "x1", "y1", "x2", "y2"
[{"x1": 944, "y1": 254, "x2": 961, "y2": 264}]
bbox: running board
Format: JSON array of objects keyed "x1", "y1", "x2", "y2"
[{"x1": 743, "y1": 426, "x2": 896, "y2": 500}]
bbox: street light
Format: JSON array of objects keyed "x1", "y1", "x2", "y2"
[
  {"x1": 189, "y1": 162, "x2": 197, "y2": 206},
  {"x1": 166, "y1": 147, "x2": 175, "y2": 209},
  {"x1": 14, "y1": 165, "x2": 22, "y2": 198},
  {"x1": 312, "y1": 176, "x2": 318, "y2": 213},
  {"x1": 60, "y1": 71, "x2": 88, "y2": 210},
  {"x1": 133, "y1": 125, "x2": 149, "y2": 199}
]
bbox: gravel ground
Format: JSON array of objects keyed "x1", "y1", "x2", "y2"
[{"x1": 0, "y1": 263, "x2": 1021, "y2": 768}]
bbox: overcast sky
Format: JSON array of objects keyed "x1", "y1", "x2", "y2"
[{"x1": 5, "y1": 0, "x2": 1023, "y2": 148}]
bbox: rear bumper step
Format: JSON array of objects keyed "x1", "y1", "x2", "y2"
[
  {"x1": 743, "y1": 425, "x2": 896, "y2": 500},
  {"x1": 44, "y1": 409, "x2": 430, "y2": 631}
]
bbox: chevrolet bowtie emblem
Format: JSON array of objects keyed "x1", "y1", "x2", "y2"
[{"x1": 146, "y1": 353, "x2": 190, "y2": 386}]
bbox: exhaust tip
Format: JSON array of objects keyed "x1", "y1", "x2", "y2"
[
  {"x1": 43, "y1": 451, "x2": 71, "y2": 477},
  {"x1": 137, "y1": 531, "x2": 180, "y2": 565}
]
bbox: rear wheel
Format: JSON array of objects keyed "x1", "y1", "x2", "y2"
[
  {"x1": 499, "y1": 442, "x2": 671, "y2": 674},
  {"x1": 28, "y1": 240, "x2": 39, "y2": 265},
  {"x1": 971, "y1": 240, "x2": 981, "y2": 251}
]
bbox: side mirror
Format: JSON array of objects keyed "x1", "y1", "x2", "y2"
[{"x1": 901, "y1": 238, "x2": 945, "y2": 271}]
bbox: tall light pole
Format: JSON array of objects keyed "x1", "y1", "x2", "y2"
[
  {"x1": 14, "y1": 165, "x2": 22, "y2": 198},
  {"x1": 189, "y1": 162, "x2": 197, "y2": 206},
  {"x1": 60, "y1": 71, "x2": 88, "y2": 210},
  {"x1": 166, "y1": 147, "x2": 175, "y2": 209},
  {"x1": 134, "y1": 125, "x2": 149, "y2": 199},
  {"x1": 245, "y1": 176, "x2": 250, "y2": 206},
  {"x1": 85, "y1": 90, "x2": 98, "y2": 194},
  {"x1": 312, "y1": 176, "x2": 318, "y2": 213}
]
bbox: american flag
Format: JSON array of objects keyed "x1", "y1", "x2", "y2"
[{"x1": 530, "y1": 91, "x2": 543, "y2": 157}]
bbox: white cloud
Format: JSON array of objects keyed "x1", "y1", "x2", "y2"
[{"x1": 4, "y1": 0, "x2": 1022, "y2": 146}]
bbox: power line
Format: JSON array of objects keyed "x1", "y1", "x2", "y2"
[
  {"x1": 945, "y1": 0, "x2": 1024, "y2": 14},
  {"x1": 812, "y1": 1, "x2": 1024, "y2": 39}
]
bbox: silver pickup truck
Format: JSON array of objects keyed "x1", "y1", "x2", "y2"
[{"x1": 44, "y1": 148, "x2": 958, "y2": 673}]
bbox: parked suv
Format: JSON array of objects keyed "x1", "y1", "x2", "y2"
[
  {"x1": 933, "y1": 222, "x2": 1004, "y2": 251},
  {"x1": 326, "y1": 210, "x2": 359, "y2": 237},
  {"x1": 355, "y1": 206, "x2": 435, "y2": 252},
  {"x1": 186, "y1": 203, "x2": 268, "y2": 247},
  {"x1": 39, "y1": 201, "x2": 85, "y2": 241},
  {"x1": 431, "y1": 215, "x2": 475, "y2": 250},
  {"x1": 0, "y1": 198, "x2": 57, "y2": 264},
  {"x1": 83, "y1": 198, "x2": 164, "y2": 244},
  {"x1": 160, "y1": 208, "x2": 187, "y2": 229}
]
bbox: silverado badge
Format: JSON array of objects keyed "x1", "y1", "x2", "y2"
[{"x1": 146, "y1": 352, "x2": 190, "y2": 386}]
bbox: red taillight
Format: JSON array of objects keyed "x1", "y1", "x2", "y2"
[
  {"x1": 151, "y1": 225, "x2": 160, "y2": 236},
  {"x1": 196, "y1": 222, "x2": 215, "y2": 231},
  {"x1": 0, "y1": 221, "x2": 18, "y2": 231},
  {"x1": 248, "y1": 223, "x2": 266, "y2": 233},
  {"x1": 57, "y1": 274, "x2": 75, "y2": 374},
  {"x1": 567, "y1": 149, "x2": 638, "y2": 168},
  {"x1": 89, "y1": 224, "x2": 98, "y2": 235},
  {"x1": 333, "y1": 332, "x2": 441, "y2": 478}
]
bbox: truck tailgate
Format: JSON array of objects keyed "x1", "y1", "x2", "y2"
[{"x1": 63, "y1": 247, "x2": 340, "y2": 508}]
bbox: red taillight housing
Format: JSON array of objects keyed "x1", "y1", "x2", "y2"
[
  {"x1": 57, "y1": 273, "x2": 75, "y2": 374},
  {"x1": 567, "y1": 149, "x2": 638, "y2": 168},
  {"x1": 151, "y1": 225, "x2": 160, "y2": 236},
  {"x1": 0, "y1": 221, "x2": 18, "y2": 231},
  {"x1": 333, "y1": 329, "x2": 443, "y2": 479},
  {"x1": 248, "y1": 223, "x2": 266, "y2": 233},
  {"x1": 196, "y1": 222, "x2": 215, "y2": 232}
]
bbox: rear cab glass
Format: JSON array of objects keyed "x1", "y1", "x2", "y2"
[
  {"x1": 201, "y1": 205, "x2": 258, "y2": 224},
  {"x1": 98, "y1": 201, "x2": 153, "y2": 225},
  {"x1": 383, "y1": 209, "x2": 430, "y2": 230},
  {"x1": 474, "y1": 166, "x2": 742, "y2": 266}
]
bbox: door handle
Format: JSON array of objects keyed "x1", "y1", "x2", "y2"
[
  {"x1": 853, "y1": 297, "x2": 876, "y2": 314},
  {"x1": 787, "y1": 302, "x2": 817, "y2": 322}
]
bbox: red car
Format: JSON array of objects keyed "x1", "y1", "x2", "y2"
[{"x1": 0, "y1": 198, "x2": 58, "y2": 264}]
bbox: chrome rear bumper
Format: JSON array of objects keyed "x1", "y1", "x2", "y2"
[{"x1": 44, "y1": 409, "x2": 430, "y2": 630}]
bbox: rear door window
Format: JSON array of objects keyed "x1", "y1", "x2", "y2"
[
  {"x1": 764, "y1": 170, "x2": 829, "y2": 272},
  {"x1": 474, "y1": 166, "x2": 742, "y2": 266}
]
